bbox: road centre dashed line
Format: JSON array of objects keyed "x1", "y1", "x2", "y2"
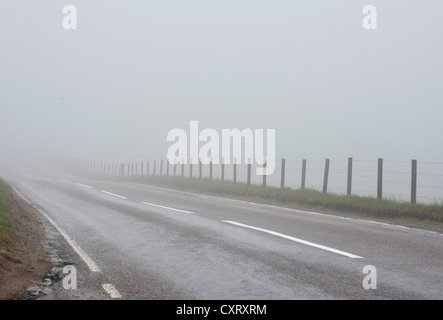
[
  {"x1": 223, "y1": 220, "x2": 364, "y2": 259},
  {"x1": 14, "y1": 179, "x2": 362, "y2": 299},
  {"x1": 76, "y1": 182, "x2": 94, "y2": 189},
  {"x1": 100, "y1": 190, "x2": 129, "y2": 200},
  {"x1": 67, "y1": 180, "x2": 195, "y2": 214},
  {"x1": 124, "y1": 182, "x2": 443, "y2": 237},
  {"x1": 61, "y1": 180, "x2": 365, "y2": 258},
  {"x1": 141, "y1": 201, "x2": 194, "y2": 214}
]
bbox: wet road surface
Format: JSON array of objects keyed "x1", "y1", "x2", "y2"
[{"x1": 1, "y1": 162, "x2": 442, "y2": 300}]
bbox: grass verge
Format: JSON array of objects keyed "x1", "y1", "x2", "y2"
[{"x1": 0, "y1": 179, "x2": 13, "y2": 250}]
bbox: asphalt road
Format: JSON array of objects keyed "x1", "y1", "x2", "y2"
[{"x1": 1, "y1": 161, "x2": 442, "y2": 300}]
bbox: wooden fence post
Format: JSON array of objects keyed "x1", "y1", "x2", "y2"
[
  {"x1": 301, "y1": 159, "x2": 306, "y2": 189},
  {"x1": 322, "y1": 158, "x2": 330, "y2": 193},
  {"x1": 377, "y1": 158, "x2": 383, "y2": 199},
  {"x1": 281, "y1": 158, "x2": 286, "y2": 188},
  {"x1": 199, "y1": 160, "x2": 202, "y2": 178},
  {"x1": 247, "y1": 160, "x2": 251, "y2": 186},
  {"x1": 347, "y1": 157, "x2": 353, "y2": 196},
  {"x1": 262, "y1": 161, "x2": 267, "y2": 187},
  {"x1": 233, "y1": 160, "x2": 237, "y2": 184},
  {"x1": 411, "y1": 159, "x2": 417, "y2": 204}
]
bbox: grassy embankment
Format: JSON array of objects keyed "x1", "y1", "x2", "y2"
[
  {"x1": 116, "y1": 175, "x2": 443, "y2": 223},
  {"x1": 0, "y1": 179, "x2": 13, "y2": 250}
]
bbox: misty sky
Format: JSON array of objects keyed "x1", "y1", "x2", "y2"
[{"x1": 1, "y1": 1, "x2": 443, "y2": 165}]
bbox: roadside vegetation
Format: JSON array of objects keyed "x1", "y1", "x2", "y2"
[
  {"x1": 120, "y1": 175, "x2": 443, "y2": 223},
  {"x1": 0, "y1": 179, "x2": 13, "y2": 250}
]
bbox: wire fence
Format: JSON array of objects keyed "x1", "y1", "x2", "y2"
[{"x1": 64, "y1": 156, "x2": 443, "y2": 205}]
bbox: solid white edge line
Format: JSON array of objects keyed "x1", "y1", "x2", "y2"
[
  {"x1": 141, "y1": 201, "x2": 194, "y2": 214},
  {"x1": 11, "y1": 186, "x2": 101, "y2": 272},
  {"x1": 11, "y1": 187, "x2": 32, "y2": 205},
  {"x1": 223, "y1": 220, "x2": 364, "y2": 259},
  {"x1": 102, "y1": 284, "x2": 122, "y2": 299},
  {"x1": 100, "y1": 190, "x2": 128, "y2": 199}
]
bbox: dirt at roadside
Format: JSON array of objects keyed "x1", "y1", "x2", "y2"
[{"x1": 0, "y1": 193, "x2": 51, "y2": 300}]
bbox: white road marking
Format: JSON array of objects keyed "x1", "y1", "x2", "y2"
[
  {"x1": 141, "y1": 201, "x2": 194, "y2": 214},
  {"x1": 36, "y1": 207, "x2": 102, "y2": 272},
  {"x1": 123, "y1": 183, "x2": 442, "y2": 236},
  {"x1": 76, "y1": 183, "x2": 94, "y2": 189},
  {"x1": 11, "y1": 186, "x2": 32, "y2": 205},
  {"x1": 11, "y1": 186, "x2": 101, "y2": 272},
  {"x1": 100, "y1": 190, "x2": 128, "y2": 199},
  {"x1": 102, "y1": 284, "x2": 122, "y2": 298},
  {"x1": 223, "y1": 220, "x2": 364, "y2": 259}
]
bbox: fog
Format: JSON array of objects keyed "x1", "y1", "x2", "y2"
[{"x1": 1, "y1": 1, "x2": 443, "y2": 201}]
